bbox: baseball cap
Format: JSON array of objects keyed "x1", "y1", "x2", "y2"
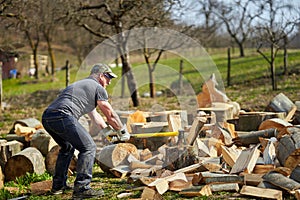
[{"x1": 90, "y1": 63, "x2": 118, "y2": 78}]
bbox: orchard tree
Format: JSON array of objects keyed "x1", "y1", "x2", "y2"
[
  {"x1": 212, "y1": 0, "x2": 262, "y2": 57},
  {"x1": 255, "y1": 0, "x2": 300, "y2": 90}
]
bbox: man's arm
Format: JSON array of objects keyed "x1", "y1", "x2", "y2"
[
  {"x1": 87, "y1": 108, "x2": 107, "y2": 129},
  {"x1": 96, "y1": 100, "x2": 123, "y2": 131}
]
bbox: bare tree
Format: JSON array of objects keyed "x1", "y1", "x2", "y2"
[
  {"x1": 140, "y1": 28, "x2": 190, "y2": 98},
  {"x1": 255, "y1": 0, "x2": 299, "y2": 90},
  {"x1": 194, "y1": 0, "x2": 220, "y2": 48},
  {"x1": 65, "y1": 0, "x2": 182, "y2": 107},
  {"x1": 40, "y1": 0, "x2": 66, "y2": 79},
  {"x1": 1, "y1": 0, "x2": 43, "y2": 79},
  {"x1": 212, "y1": 0, "x2": 262, "y2": 57}
]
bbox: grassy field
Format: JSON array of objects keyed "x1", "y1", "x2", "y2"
[{"x1": 1, "y1": 47, "x2": 300, "y2": 199}]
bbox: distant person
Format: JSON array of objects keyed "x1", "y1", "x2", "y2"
[{"x1": 42, "y1": 63, "x2": 130, "y2": 199}]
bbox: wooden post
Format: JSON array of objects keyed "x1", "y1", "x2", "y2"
[
  {"x1": 179, "y1": 60, "x2": 183, "y2": 95},
  {"x1": 227, "y1": 47, "x2": 231, "y2": 86},
  {"x1": 0, "y1": 62, "x2": 2, "y2": 113},
  {"x1": 65, "y1": 60, "x2": 70, "y2": 87}
]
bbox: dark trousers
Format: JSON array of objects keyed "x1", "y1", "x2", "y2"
[{"x1": 42, "y1": 110, "x2": 96, "y2": 192}]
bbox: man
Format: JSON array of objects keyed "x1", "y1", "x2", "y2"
[{"x1": 42, "y1": 63, "x2": 130, "y2": 199}]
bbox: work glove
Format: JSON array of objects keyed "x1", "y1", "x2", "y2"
[
  {"x1": 114, "y1": 124, "x2": 130, "y2": 142},
  {"x1": 99, "y1": 124, "x2": 130, "y2": 143}
]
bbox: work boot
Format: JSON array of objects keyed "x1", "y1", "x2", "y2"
[
  {"x1": 72, "y1": 188, "x2": 104, "y2": 199},
  {"x1": 51, "y1": 185, "x2": 73, "y2": 195}
]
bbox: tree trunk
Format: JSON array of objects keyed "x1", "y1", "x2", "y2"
[
  {"x1": 227, "y1": 48, "x2": 231, "y2": 86},
  {"x1": 120, "y1": 54, "x2": 139, "y2": 107},
  {"x1": 270, "y1": 45, "x2": 277, "y2": 90},
  {"x1": 237, "y1": 42, "x2": 245, "y2": 57},
  {"x1": 149, "y1": 65, "x2": 155, "y2": 98},
  {"x1": 283, "y1": 45, "x2": 289, "y2": 76},
  {"x1": 45, "y1": 34, "x2": 56, "y2": 77},
  {"x1": 26, "y1": 30, "x2": 40, "y2": 79}
]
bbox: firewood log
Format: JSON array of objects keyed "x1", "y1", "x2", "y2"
[
  {"x1": 45, "y1": 145, "x2": 77, "y2": 175},
  {"x1": 30, "y1": 129, "x2": 57, "y2": 156},
  {"x1": 4, "y1": 147, "x2": 45, "y2": 181},
  {"x1": 233, "y1": 128, "x2": 277, "y2": 146},
  {"x1": 95, "y1": 143, "x2": 139, "y2": 174},
  {"x1": 263, "y1": 171, "x2": 300, "y2": 192},
  {"x1": 276, "y1": 129, "x2": 300, "y2": 170}
]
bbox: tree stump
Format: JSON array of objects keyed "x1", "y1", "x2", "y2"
[
  {"x1": 30, "y1": 129, "x2": 57, "y2": 156},
  {"x1": 95, "y1": 143, "x2": 139, "y2": 174},
  {"x1": 45, "y1": 145, "x2": 77, "y2": 175},
  {"x1": 4, "y1": 147, "x2": 45, "y2": 181}
]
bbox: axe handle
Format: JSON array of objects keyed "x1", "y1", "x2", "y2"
[{"x1": 130, "y1": 131, "x2": 178, "y2": 138}]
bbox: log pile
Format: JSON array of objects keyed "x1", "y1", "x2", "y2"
[
  {"x1": 0, "y1": 90, "x2": 300, "y2": 199},
  {"x1": 97, "y1": 92, "x2": 300, "y2": 200}
]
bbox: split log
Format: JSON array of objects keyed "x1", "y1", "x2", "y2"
[
  {"x1": 167, "y1": 114, "x2": 182, "y2": 132},
  {"x1": 95, "y1": 143, "x2": 139, "y2": 174},
  {"x1": 169, "y1": 179, "x2": 192, "y2": 192},
  {"x1": 295, "y1": 189, "x2": 300, "y2": 200},
  {"x1": 186, "y1": 117, "x2": 206, "y2": 145},
  {"x1": 204, "y1": 137, "x2": 223, "y2": 155},
  {"x1": 4, "y1": 147, "x2": 45, "y2": 181},
  {"x1": 174, "y1": 162, "x2": 203, "y2": 174},
  {"x1": 221, "y1": 145, "x2": 242, "y2": 167},
  {"x1": 10, "y1": 118, "x2": 42, "y2": 134},
  {"x1": 240, "y1": 185, "x2": 282, "y2": 200},
  {"x1": 262, "y1": 138, "x2": 277, "y2": 165},
  {"x1": 193, "y1": 138, "x2": 210, "y2": 157},
  {"x1": 210, "y1": 124, "x2": 233, "y2": 146},
  {"x1": 230, "y1": 144, "x2": 260, "y2": 174},
  {"x1": 110, "y1": 165, "x2": 130, "y2": 178},
  {"x1": 45, "y1": 145, "x2": 77, "y2": 175},
  {"x1": 139, "y1": 148, "x2": 152, "y2": 161},
  {"x1": 259, "y1": 118, "x2": 293, "y2": 134},
  {"x1": 263, "y1": 172, "x2": 300, "y2": 192},
  {"x1": 130, "y1": 161, "x2": 153, "y2": 170},
  {"x1": 233, "y1": 128, "x2": 277, "y2": 146},
  {"x1": 30, "y1": 129, "x2": 57, "y2": 156},
  {"x1": 141, "y1": 186, "x2": 163, "y2": 200},
  {"x1": 242, "y1": 173, "x2": 263, "y2": 186},
  {"x1": 14, "y1": 124, "x2": 36, "y2": 141},
  {"x1": 148, "y1": 172, "x2": 187, "y2": 195},
  {"x1": 276, "y1": 129, "x2": 300, "y2": 170},
  {"x1": 252, "y1": 164, "x2": 275, "y2": 174}
]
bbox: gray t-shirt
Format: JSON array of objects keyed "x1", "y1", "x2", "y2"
[{"x1": 47, "y1": 77, "x2": 108, "y2": 119}]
